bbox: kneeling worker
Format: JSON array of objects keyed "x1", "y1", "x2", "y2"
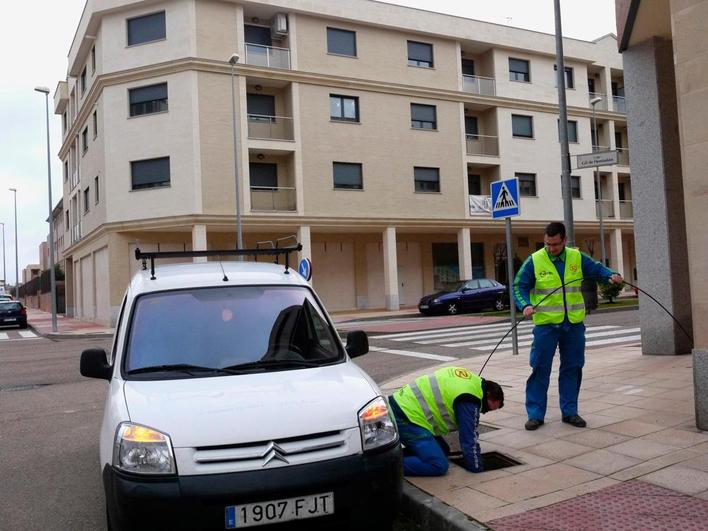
[{"x1": 389, "y1": 367, "x2": 504, "y2": 476}]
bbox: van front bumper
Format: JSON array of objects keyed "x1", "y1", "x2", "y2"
[{"x1": 104, "y1": 442, "x2": 402, "y2": 530}]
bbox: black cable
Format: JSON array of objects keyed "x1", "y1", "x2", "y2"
[{"x1": 478, "y1": 275, "x2": 693, "y2": 376}]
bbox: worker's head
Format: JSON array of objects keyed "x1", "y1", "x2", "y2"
[
  {"x1": 482, "y1": 380, "x2": 504, "y2": 413},
  {"x1": 544, "y1": 222, "x2": 567, "y2": 257}
]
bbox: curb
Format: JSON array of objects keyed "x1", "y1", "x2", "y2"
[{"x1": 400, "y1": 481, "x2": 490, "y2": 531}]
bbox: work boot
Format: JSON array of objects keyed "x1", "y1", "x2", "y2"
[
  {"x1": 562, "y1": 415, "x2": 587, "y2": 428},
  {"x1": 524, "y1": 419, "x2": 544, "y2": 431}
]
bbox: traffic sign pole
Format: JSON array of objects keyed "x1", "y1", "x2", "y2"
[{"x1": 505, "y1": 217, "x2": 519, "y2": 356}]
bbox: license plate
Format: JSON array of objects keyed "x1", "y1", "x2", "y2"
[
  {"x1": 225, "y1": 492, "x2": 334, "y2": 528},
  {"x1": 3, "y1": 318, "x2": 16, "y2": 322},
  {"x1": 419, "y1": 305, "x2": 429, "y2": 309}
]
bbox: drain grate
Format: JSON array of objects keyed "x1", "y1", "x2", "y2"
[
  {"x1": 0, "y1": 383, "x2": 51, "y2": 392},
  {"x1": 449, "y1": 451, "x2": 522, "y2": 471}
]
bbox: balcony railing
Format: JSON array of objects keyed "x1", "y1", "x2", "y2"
[
  {"x1": 245, "y1": 43, "x2": 291, "y2": 69},
  {"x1": 469, "y1": 194, "x2": 491, "y2": 216},
  {"x1": 595, "y1": 199, "x2": 615, "y2": 219},
  {"x1": 619, "y1": 200, "x2": 633, "y2": 219},
  {"x1": 617, "y1": 148, "x2": 630, "y2": 166},
  {"x1": 250, "y1": 186, "x2": 296, "y2": 211},
  {"x1": 465, "y1": 134, "x2": 499, "y2": 157},
  {"x1": 588, "y1": 93, "x2": 608, "y2": 111},
  {"x1": 462, "y1": 75, "x2": 496, "y2": 96},
  {"x1": 247, "y1": 114, "x2": 294, "y2": 141},
  {"x1": 592, "y1": 145, "x2": 609, "y2": 153},
  {"x1": 612, "y1": 95, "x2": 627, "y2": 113}
]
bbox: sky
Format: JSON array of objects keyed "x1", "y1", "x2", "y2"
[{"x1": 0, "y1": 0, "x2": 617, "y2": 288}]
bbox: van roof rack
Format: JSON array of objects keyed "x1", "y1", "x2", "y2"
[{"x1": 134, "y1": 245, "x2": 303, "y2": 280}]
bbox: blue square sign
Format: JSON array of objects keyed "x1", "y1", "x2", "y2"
[{"x1": 490, "y1": 178, "x2": 521, "y2": 219}]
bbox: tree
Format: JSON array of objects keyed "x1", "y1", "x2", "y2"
[
  {"x1": 54, "y1": 264, "x2": 65, "y2": 281},
  {"x1": 600, "y1": 281, "x2": 623, "y2": 303}
]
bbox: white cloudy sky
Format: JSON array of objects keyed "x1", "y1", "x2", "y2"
[{"x1": 0, "y1": 0, "x2": 616, "y2": 287}]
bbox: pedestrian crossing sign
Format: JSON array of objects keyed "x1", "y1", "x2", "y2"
[{"x1": 490, "y1": 178, "x2": 520, "y2": 219}]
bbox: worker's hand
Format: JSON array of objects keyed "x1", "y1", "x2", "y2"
[
  {"x1": 523, "y1": 306, "x2": 535, "y2": 318},
  {"x1": 610, "y1": 274, "x2": 623, "y2": 284}
]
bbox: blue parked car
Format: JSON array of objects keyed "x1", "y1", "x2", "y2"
[{"x1": 418, "y1": 279, "x2": 507, "y2": 315}]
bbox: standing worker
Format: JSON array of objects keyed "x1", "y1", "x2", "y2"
[
  {"x1": 514, "y1": 222, "x2": 623, "y2": 430},
  {"x1": 389, "y1": 367, "x2": 504, "y2": 476}
]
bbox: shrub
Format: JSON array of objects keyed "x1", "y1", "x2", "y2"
[{"x1": 600, "y1": 281, "x2": 623, "y2": 303}]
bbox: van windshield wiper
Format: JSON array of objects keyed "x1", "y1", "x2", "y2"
[
  {"x1": 127, "y1": 364, "x2": 239, "y2": 376},
  {"x1": 222, "y1": 359, "x2": 326, "y2": 373}
]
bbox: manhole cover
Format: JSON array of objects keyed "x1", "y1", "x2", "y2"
[
  {"x1": 0, "y1": 383, "x2": 51, "y2": 392},
  {"x1": 449, "y1": 451, "x2": 523, "y2": 471}
]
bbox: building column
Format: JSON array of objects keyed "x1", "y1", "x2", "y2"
[
  {"x1": 623, "y1": 37, "x2": 692, "y2": 355},
  {"x1": 382, "y1": 227, "x2": 399, "y2": 310},
  {"x1": 192, "y1": 224, "x2": 207, "y2": 263},
  {"x1": 297, "y1": 226, "x2": 312, "y2": 285},
  {"x1": 609, "y1": 228, "x2": 625, "y2": 278},
  {"x1": 457, "y1": 228, "x2": 472, "y2": 280}
]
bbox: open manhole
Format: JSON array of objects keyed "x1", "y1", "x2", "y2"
[{"x1": 449, "y1": 451, "x2": 523, "y2": 471}]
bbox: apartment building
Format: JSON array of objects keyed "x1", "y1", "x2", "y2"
[{"x1": 54, "y1": 0, "x2": 634, "y2": 324}]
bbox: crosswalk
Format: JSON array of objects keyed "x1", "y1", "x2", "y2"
[
  {"x1": 0, "y1": 329, "x2": 40, "y2": 341},
  {"x1": 372, "y1": 321, "x2": 641, "y2": 355}
]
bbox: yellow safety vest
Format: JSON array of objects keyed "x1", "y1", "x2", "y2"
[
  {"x1": 392, "y1": 367, "x2": 484, "y2": 436},
  {"x1": 530, "y1": 247, "x2": 585, "y2": 325}
]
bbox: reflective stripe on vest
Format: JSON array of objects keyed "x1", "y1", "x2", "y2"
[
  {"x1": 392, "y1": 367, "x2": 484, "y2": 436},
  {"x1": 530, "y1": 247, "x2": 585, "y2": 325}
]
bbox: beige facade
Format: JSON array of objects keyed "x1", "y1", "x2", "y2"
[{"x1": 55, "y1": 0, "x2": 635, "y2": 324}]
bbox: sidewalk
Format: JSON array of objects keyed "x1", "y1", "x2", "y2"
[
  {"x1": 382, "y1": 345, "x2": 708, "y2": 529},
  {"x1": 26, "y1": 308, "x2": 114, "y2": 337}
]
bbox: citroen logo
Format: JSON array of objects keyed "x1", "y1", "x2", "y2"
[{"x1": 261, "y1": 442, "x2": 289, "y2": 467}]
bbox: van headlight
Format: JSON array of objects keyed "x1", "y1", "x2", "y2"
[
  {"x1": 113, "y1": 422, "x2": 176, "y2": 475},
  {"x1": 358, "y1": 397, "x2": 398, "y2": 451}
]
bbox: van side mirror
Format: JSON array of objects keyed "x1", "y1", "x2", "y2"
[
  {"x1": 80, "y1": 348, "x2": 112, "y2": 380},
  {"x1": 345, "y1": 331, "x2": 369, "y2": 359}
]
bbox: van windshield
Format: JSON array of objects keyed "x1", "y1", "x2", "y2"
[{"x1": 124, "y1": 286, "x2": 343, "y2": 378}]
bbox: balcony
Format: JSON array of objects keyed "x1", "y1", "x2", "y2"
[
  {"x1": 469, "y1": 195, "x2": 492, "y2": 216},
  {"x1": 595, "y1": 199, "x2": 615, "y2": 219},
  {"x1": 462, "y1": 75, "x2": 496, "y2": 97},
  {"x1": 612, "y1": 96, "x2": 627, "y2": 113},
  {"x1": 617, "y1": 148, "x2": 630, "y2": 166},
  {"x1": 466, "y1": 134, "x2": 499, "y2": 157},
  {"x1": 247, "y1": 115, "x2": 294, "y2": 141},
  {"x1": 250, "y1": 186, "x2": 296, "y2": 211},
  {"x1": 619, "y1": 200, "x2": 633, "y2": 219},
  {"x1": 588, "y1": 93, "x2": 608, "y2": 110},
  {"x1": 245, "y1": 43, "x2": 291, "y2": 69}
]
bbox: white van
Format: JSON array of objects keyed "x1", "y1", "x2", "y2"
[{"x1": 80, "y1": 248, "x2": 402, "y2": 530}]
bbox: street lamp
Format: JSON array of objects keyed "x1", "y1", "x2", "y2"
[
  {"x1": 9, "y1": 188, "x2": 18, "y2": 299},
  {"x1": 590, "y1": 96, "x2": 607, "y2": 267},
  {"x1": 228, "y1": 52, "x2": 244, "y2": 252},
  {"x1": 0, "y1": 222, "x2": 5, "y2": 290},
  {"x1": 35, "y1": 86, "x2": 58, "y2": 332}
]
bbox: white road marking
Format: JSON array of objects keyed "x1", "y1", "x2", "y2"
[
  {"x1": 458, "y1": 327, "x2": 641, "y2": 350},
  {"x1": 0, "y1": 332, "x2": 8, "y2": 340},
  {"x1": 18, "y1": 330, "x2": 37, "y2": 338},
  {"x1": 445, "y1": 325, "x2": 623, "y2": 348},
  {"x1": 374, "y1": 321, "x2": 530, "y2": 340},
  {"x1": 368, "y1": 346, "x2": 457, "y2": 362},
  {"x1": 482, "y1": 333, "x2": 642, "y2": 356}
]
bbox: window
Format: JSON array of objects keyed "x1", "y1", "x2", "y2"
[
  {"x1": 411, "y1": 103, "x2": 437, "y2": 129},
  {"x1": 83, "y1": 187, "x2": 90, "y2": 214},
  {"x1": 588, "y1": 78, "x2": 595, "y2": 93},
  {"x1": 80, "y1": 67, "x2": 87, "y2": 95},
  {"x1": 408, "y1": 41, "x2": 433, "y2": 68},
  {"x1": 512, "y1": 114, "x2": 534, "y2": 138},
  {"x1": 330, "y1": 94, "x2": 359, "y2": 122},
  {"x1": 92, "y1": 111, "x2": 98, "y2": 138},
  {"x1": 557, "y1": 120, "x2": 578, "y2": 143},
  {"x1": 333, "y1": 162, "x2": 363, "y2": 190},
  {"x1": 554, "y1": 65, "x2": 575, "y2": 88},
  {"x1": 245, "y1": 24, "x2": 272, "y2": 46},
  {"x1": 129, "y1": 82, "x2": 168, "y2": 117},
  {"x1": 249, "y1": 162, "x2": 278, "y2": 188},
  {"x1": 65, "y1": 210, "x2": 70, "y2": 226},
  {"x1": 62, "y1": 112, "x2": 67, "y2": 133},
  {"x1": 509, "y1": 58, "x2": 530, "y2": 82},
  {"x1": 515, "y1": 172, "x2": 537, "y2": 196},
  {"x1": 570, "y1": 175, "x2": 581, "y2": 198},
  {"x1": 478, "y1": 279, "x2": 495, "y2": 288},
  {"x1": 95, "y1": 176, "x2": 100, "y2": 204},
  {"x1": 327, "y1": 28, "x2": 356, "y2": 57},
  {"x1": 468, "y1": 174, "x2": 481, "y2": 195},
  {"x1": 91, "y1": 46, "x2": 96, "y2": 74},
  {"x1": 461, "y1": 59, "x2": 475, "y2": 76},
  {"x1": 414, "y1": 167, "x2": 440, "y2": 193},
  {"x1": 64, "y1": 161, "x2": 69, "y2": 182},
  {"x1": 127, "y1": 11, "x2": 166, "y2": 46},
  {"x1": 465, "y1": 116, "x2": 478, "y2": 138},
  {"x1": 81, "y1": 127, "x2": 88, "y2": 153},
  {"x1": 247, "y1": 94, "x2": 275, "y2": 117},
  {"x1": 131, "y1": 157, "x2": 170, "y2": 190}
]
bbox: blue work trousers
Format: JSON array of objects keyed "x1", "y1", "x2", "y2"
[
  {"x1": 526, "y1": 322, "x2": 586, "y2": 421},
  {"x1": 394, "y1": 413, "x2": 449, "y2": 477}
]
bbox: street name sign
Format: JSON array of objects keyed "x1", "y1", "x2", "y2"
[
  {"x1": 490, "y1": 178, "x2": 520, "y2": 219},
  {"x1": 576, "y1": 150, "x2": 618, "y2": 169}
]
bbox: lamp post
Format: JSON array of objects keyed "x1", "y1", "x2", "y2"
[
  {"x1": 228, "y1": 53, "x2": 244, "y2": 252},
  {"x1": 590, "y1": 96, "x2": 607, "y2": 267},
  {"x1": 35, "y1": 86, "x2": 58, "y2": 332},
  {"x1": 0, "y1": 222, "x2": 5, "y2": 290},
  {"x1": 9, "y1": 188, "x2": 18, "y2": 299}
]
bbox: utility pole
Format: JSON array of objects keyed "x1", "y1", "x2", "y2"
[{"x1": 554, "y1": 0, "x2": 575, "y2": 247}]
